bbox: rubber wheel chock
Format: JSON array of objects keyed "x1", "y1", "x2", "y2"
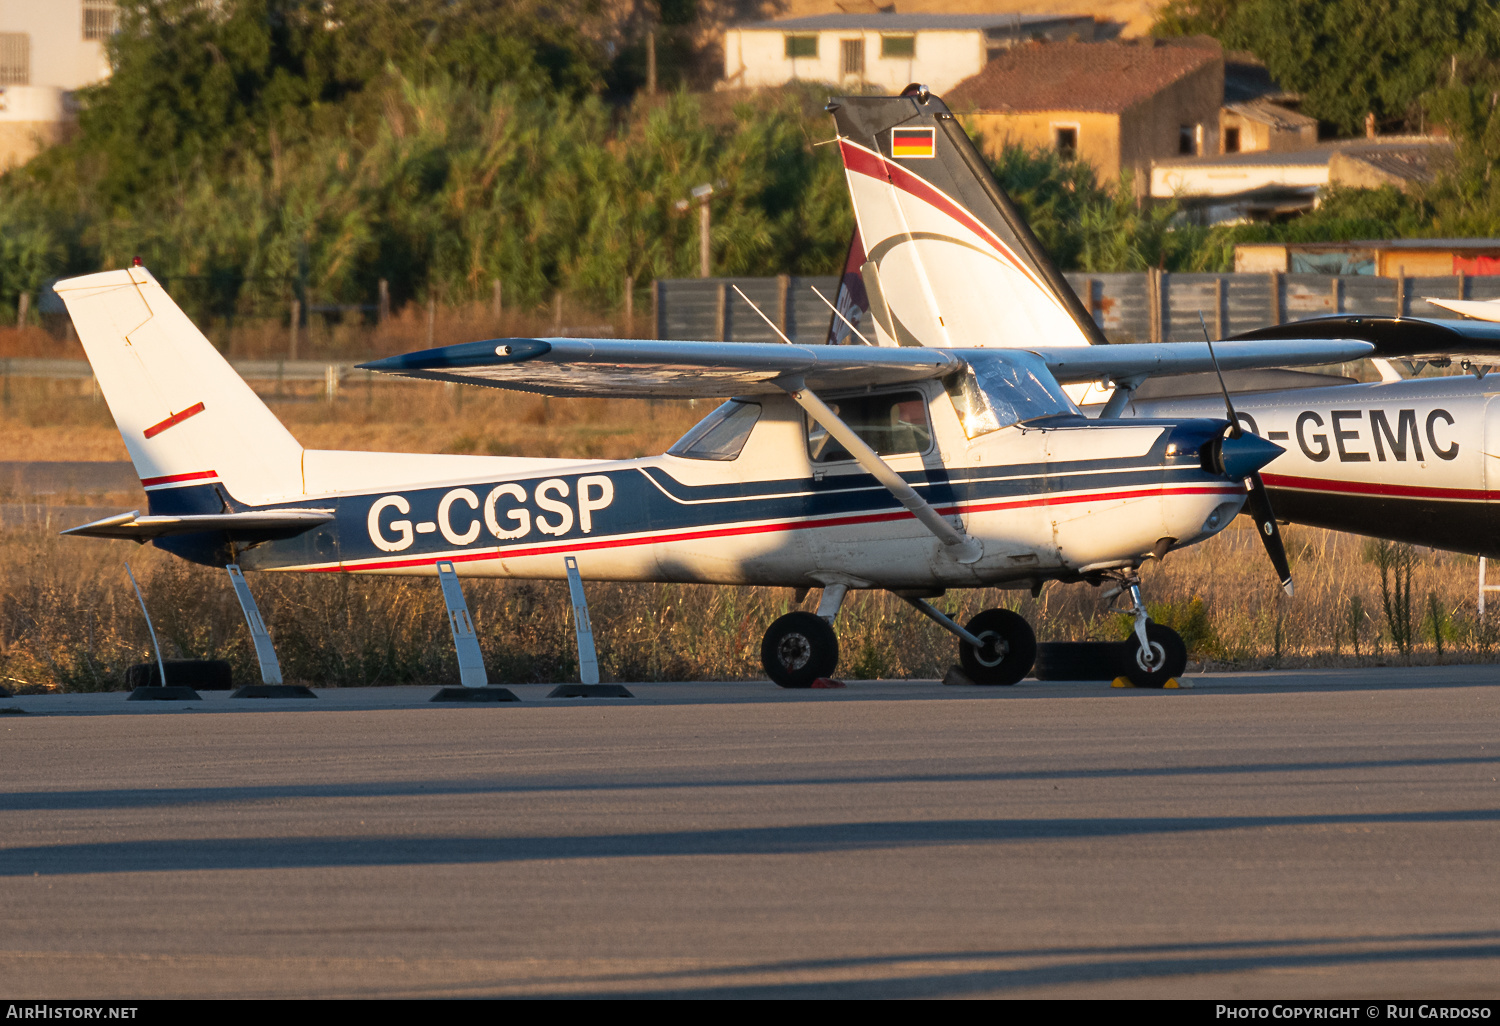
[
  {"x1": 127, "y1": 686, "x2": 201, "y2": 701},
  {"x1": 229, "y1": 685, "x2": 317, "y2": 699},
  {"x1": 430, "y1": 687, "x2": 521, "y2": 702},
  {"x1": 546, "y1": 684, "x2": 634, "y2": 698}
]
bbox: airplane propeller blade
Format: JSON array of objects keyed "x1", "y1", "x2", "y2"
[
  {"x1": 1200, "y1": 311, "x2": 1293, "y2": 596},
  {"x1": 1245, "y1": 471, "x2": 1293, "y2": 596}
]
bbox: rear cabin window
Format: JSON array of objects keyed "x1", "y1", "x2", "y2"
[
  {"x1": 668, "y1": 400, "x2": 761, "y2": 461},
  {"x1": 806, "y1": 391, "x2": 931, "y2": 464}
]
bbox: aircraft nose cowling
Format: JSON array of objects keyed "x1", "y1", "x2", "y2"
[{"x1": 1216, "y1": 433, "x2": 1284, "y2": 479}]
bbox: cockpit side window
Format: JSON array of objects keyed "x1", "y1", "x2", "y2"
[
  {"x1": 805, "y1": 390, "x2": 932, "y2": 464},
  {"x1": 668, "y1": 400, "x2": 762, "y2": 461},
  {"x1": 945, "y1": 350, "x2": 1078, "y2": 439}
]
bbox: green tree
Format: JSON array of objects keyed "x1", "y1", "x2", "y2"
[{"x1": 1156, "y1": 0, "x2": 1500, "y2": 134}]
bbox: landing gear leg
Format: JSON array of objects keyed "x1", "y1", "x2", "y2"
[
  {"x1": 1105, "y1": 573, "x2": 1187, "y2": 688},
  {"x1": 899, "y1": 594, "x2": 1036, "y2": 686}
]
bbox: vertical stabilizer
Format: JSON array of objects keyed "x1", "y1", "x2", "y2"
[
  {"x1": 55, "y1": 267, "x2": 305, "y2": 507},
  {"x1": 829, "y1": 90, "x2": 1106, "y2": 349}
]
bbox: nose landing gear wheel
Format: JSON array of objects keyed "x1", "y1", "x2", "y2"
[
  {"x1": 958, "y1": 608, "x2": 1036, "y2": 686},
  {"x1": 762, "y1": 611, "x2": 839, "y2": 689},
  {"x1": 1122, "y1": 621, "x2": 1187, "y2": 688}
]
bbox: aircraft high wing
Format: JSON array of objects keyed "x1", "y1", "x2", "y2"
[
  {"x1": 359, "y1": 336, "x2": 1370, "y2": 397},
  {"x1": 54, "y1": 265, "x2": 1366, "y2": 690}
]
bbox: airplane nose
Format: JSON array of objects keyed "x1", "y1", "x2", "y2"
[{"x1": 1216, "y1": 432, "x2": 1284, "y2": 480}]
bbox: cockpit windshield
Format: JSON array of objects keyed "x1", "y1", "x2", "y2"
[{"x1": 944, "y1": 350, "x2": 1078, "y2": 439}]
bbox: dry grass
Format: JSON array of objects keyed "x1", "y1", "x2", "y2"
[
  {"x1": 1, "y1": 516, "x2": 1492, "y2": 694},
  {"x1": 2, "y1": 363, "x2": 1496, "y2": 692},
  {"x1": 0, "y1": 377, "x2": 706, "y2": 467}
]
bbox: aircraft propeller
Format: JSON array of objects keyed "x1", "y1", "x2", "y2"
[{"x1": 1199, "y1": 312, "x2": 1294, "y2": 597}]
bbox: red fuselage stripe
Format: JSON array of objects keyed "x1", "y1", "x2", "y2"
[
  {"x1": 312, "y1": 482, "x2": 1240, "y2": 574},
  {"x1": 143, "y1": 402, "x2": 206, "y2": 440},
  {"x1": 1261, "y1": 472, "x2": 1498, "y2": 502}
]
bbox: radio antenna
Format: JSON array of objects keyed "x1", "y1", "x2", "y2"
[
  {"x1": 731, "y1": 285, "x2": 795, "y2": 344},
  {"x1": 810, "y1": 286, "x2": 877, "y2": 346}
]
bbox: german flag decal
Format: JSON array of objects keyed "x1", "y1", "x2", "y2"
[{"x1": 891, "y1": 126, "x2": 935, "y2": 159}]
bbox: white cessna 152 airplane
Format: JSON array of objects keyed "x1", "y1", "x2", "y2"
[
  {"x1": 826, "y1": 87, "x2": 1500, "y2": 561},
  {"x1": 53, "y1": 278, "x2": 1363, "y2": 687}
]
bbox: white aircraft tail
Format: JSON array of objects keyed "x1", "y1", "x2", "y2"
[
  {"x1": 828, "y1": 89, "x2": 1106, "y2": 350},
  {"x1": 55, "y1": 267, "x2": 305, "y2": 508}
]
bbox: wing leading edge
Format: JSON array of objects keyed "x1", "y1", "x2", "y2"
[{"x1": 362, "y1": 337, "x2": 1374, "y2": 398}]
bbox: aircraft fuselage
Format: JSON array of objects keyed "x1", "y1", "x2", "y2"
[
  {"x1": 153, "y1": 388, "x2": 1247, "y2": 590},
  {"x1": 1131, "y1": 374, "x2": 1500, "y2": 555}
]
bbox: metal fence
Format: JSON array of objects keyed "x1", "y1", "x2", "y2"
[
  {"x1": 654, "y1": 276, "x2": 841, "y2": 344},
  {"x1": 7, "y1": 272, "x2": 1500, "y2": 388},
  {"x1": 0, "y1": 358, "x2": 380, "y2": 401},
  {"x1": 655, "y1": 272, "x2": 1500, "y2": 344}
]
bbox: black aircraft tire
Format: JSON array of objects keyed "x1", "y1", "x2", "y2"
[
  {"x1": 1032, "y1": 641, "x2": 1128, "y2": 682},
  {"x1": 125, "y1": 660, "x2": 234, "y2": 691},
  {"x1": 761, "y1": 612, "x2": 839, "y2": 689},
  {"x1": 959, "y1": 608, "x2": 1036, "y2": 686},
  {"x1": 1121, "y1": 623, "x2": 1188, "y2": 688}
]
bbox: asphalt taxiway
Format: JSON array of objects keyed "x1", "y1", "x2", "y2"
[{"x1": 2, "y1": 667, "x2": 1498, "y2": 998}]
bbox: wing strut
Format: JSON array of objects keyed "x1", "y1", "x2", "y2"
[{"x1": 780, "y1": 379, "x2": 983, "y2": 564}]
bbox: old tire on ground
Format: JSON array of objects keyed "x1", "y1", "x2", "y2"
[
  {"x1": 1032, "y1": 641, "x2": 1127, "y2": 681},
  {"x1": 958, "y1": 608, "x2": 1036, "y2": 686},
  {"x1": 1121, "y1": 622, "x2": 1187, "y2": 688},
  {"x1": 125, "y1": 660, "x2": 234, "y2": 691},
  {"x1": 761, "y1": 612, "x2": 839, "y2": 689}
]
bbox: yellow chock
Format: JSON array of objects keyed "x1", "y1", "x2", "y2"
[{"x1": 1112, "y1": 677, "x2": 1192, "y2": 689}]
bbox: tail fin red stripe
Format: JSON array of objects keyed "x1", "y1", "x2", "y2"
[{"x1": 143, "y1": 401, "x2": 205, "y2": 439}]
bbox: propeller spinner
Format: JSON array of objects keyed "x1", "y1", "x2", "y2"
[{"x1": 1199, "y1": 312, "x2": 1295, "y2": 596}]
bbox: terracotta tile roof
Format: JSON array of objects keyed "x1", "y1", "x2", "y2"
[{"x1": 947, "y1": 38, "x2": 1222, "y2": 115}]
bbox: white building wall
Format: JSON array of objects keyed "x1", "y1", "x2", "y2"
[
  {"x1": 0, "y1": 0, "x2": 112, "y2": 91},
  {"x1": 724, "y1": 28, "x2": 985, "y2": 95}
]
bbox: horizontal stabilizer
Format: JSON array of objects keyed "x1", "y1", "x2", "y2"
[
  {"x1": 62, "y1": 508, "x2": 334, "y2": 541},
  {"x1": 1423, "y1": 298, "x2": 1500, "y2": 322}
]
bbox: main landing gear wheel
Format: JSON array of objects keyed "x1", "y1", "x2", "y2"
[
  {"x1": 762, "y1": 611, "x2": 839, "y2": 689},
  {"x1": 958, "y1": 608, "x2": 1037, "y2": 686},
  {"x1": 1122, "y1": 621, "x2": 1187, "y2": 688}
]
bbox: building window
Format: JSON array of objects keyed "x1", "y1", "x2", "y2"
[
  {"x1": 1224, "y1": 126, "x2": 1240, "y2": 153},
  {"x1": 83, "y1": 1, "x2": 119, "y2": 41},
  {"x1": 1179, "y1": 124, "x2": 1200, "y2": 156},
  {"x1": 1053, "y1": 125, "x2": 1078, "y2": 161},
  {"x1": 841, "y1": 38, "x2": 865, "y2": 77},
  {"x1": 785, "y1": 34, "x2": 817, "y2": 59},
  {"x1": 0, "y1": 34, "x2": 29, "y2": 86},
  {"x1": 881, "y1": 34, "x2": 915, "y2": 59}
]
